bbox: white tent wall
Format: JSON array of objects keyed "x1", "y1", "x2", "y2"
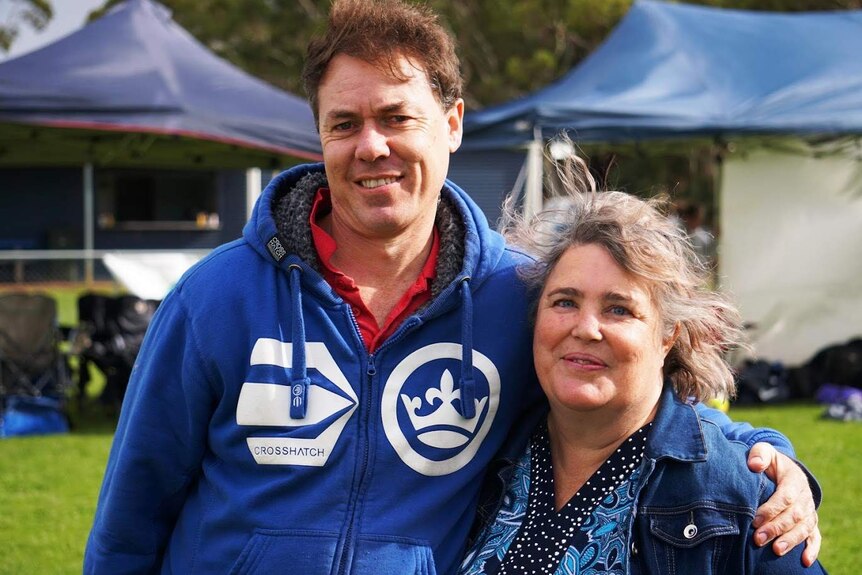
[{"x1": 719, "y1": 139, "x2": 862, "y2": 366}]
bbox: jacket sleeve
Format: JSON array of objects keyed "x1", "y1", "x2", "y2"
[
  {"x1": 695, "y1": 402, "x2": 822, "y2": 508},
  {"x1": 84, "y1": 286, "x2": 216, "y2": 573},
  {"x1": 750, "y1": 478, "x2": 829, "y2": 574},
  {"x1": 695, "y1": 402, "x2": 795, "y2": 455}
]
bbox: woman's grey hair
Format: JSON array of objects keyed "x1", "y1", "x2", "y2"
[{"x1": 500, "y1": 144, "x2": 744, "y2": 402}]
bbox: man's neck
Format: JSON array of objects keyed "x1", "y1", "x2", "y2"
[{"x1": 321, "y1": 213, "x2": 435, "y2": 326}]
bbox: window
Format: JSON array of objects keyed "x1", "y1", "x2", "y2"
[{"x1": 97, "y1": 169, "x2": 220, "y2": 231}]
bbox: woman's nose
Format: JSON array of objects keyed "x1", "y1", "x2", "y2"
[{"x1": 571, "y1": 311, "x2": 602, "y2": 341}]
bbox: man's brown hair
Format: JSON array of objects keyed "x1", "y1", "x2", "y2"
[{"x1": 302, "y1": 0, "x2": 462, "y2": 126}]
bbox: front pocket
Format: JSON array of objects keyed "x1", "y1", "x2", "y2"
[
  {"x1": 637, "y1": 502, "x2": 748, "y2": 574},
  {"x1": 350, "y1": 534, "x2": 437, "y2": 575},
  {"x1": 229, "y1": 528, "x2": 340, "y2": 575},
  {"x1": 646, "y1": 504, "x2": 741, "y2": 548}
]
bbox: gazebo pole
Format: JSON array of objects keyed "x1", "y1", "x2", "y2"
[
  {"x1": 524, "y1": 127, "x2": 544, "y2": 219},
  {"x1": 246, "y1": 168, "x2": 262, "y2": 220},
  {"x1": 83, "y1": 163, "x2": 95, "y2": 284}
]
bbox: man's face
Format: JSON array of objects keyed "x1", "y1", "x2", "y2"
[{"x1": 317, "y1": 53, "x2": 464, "y2": 241}]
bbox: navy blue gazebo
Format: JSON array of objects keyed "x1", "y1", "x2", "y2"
[{"x1": 0, "y1": 0, "x2": 321, "y2": 167}]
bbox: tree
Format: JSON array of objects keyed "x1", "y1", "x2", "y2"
[
  {"x1": 88, "y1": 0, "x2": 862, "y2": 109},
  {"x1": 0, "y1": 0, "x2": 52, "y2": 53}
]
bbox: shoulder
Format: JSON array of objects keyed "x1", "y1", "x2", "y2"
[
  {"x1": 175, "y1": 239, "x2": 259, "y2": 291},
  {"x1": 166, "y1": 238, "x2": 275, "y2": 324},
  {"x1": 644, "y1": 410, "x2": 766, "y2": 513}
]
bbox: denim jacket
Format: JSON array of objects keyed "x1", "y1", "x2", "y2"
[{"x1": 461, "y1": 386, "x2": 827, "y2": 575}]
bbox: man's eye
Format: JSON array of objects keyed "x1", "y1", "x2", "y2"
[
  {"x1": 332, "y1": 121, "x2": 354, "y2": 131},
  {"x1": 389, "y1": 115, "x2": 410, "y2": 124}
]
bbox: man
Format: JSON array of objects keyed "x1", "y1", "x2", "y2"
[{"x1": 85, "y1": 1, "x2": 819, "y2": 573}]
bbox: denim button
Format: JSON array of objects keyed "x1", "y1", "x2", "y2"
[{"x1": 683, "y1": 523, "x2": 698, "y2": 539}]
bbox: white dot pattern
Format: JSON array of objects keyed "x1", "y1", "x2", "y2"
[{"x1": 497, "y1": 422, "x2": 651, "y2": 575}]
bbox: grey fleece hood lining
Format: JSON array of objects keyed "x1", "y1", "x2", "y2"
[{"x1": 270, "y1": 171, "x2": 467, "y2": 303}]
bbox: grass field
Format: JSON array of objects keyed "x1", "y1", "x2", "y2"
[
  {"x1": 0, "y1": 401, "x2": 858, "y2": 573},
  {"x1": 732, "y1": 403, "x2": 861, "y2": 574}
]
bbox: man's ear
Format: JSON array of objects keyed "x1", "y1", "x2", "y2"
[{"x1": 447, "y1": 98, "x2": 464, "y2": 153}]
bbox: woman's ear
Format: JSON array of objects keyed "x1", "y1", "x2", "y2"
[{"x1": 663, "y1": 323, "x2": 681, "y2": 357}]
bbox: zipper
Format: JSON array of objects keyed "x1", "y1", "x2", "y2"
[
  {"x1": 338, "y1": 348, "x2": 377, "y2": 575},
  {"x1": 333, "y1": 305, "x2": 428, "y2": 573}
]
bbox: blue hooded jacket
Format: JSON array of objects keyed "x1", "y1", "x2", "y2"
[{"x1": 84, "y1": 163, "x2": 545, "y2": 574}]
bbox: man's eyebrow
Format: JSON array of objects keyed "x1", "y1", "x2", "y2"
[
  {"x1": 377, "y1": 101, "x2": 410, "y2": 114},
  {"x1": 323, "y1": 109, "x2": 358, "y2": 123},
  {"x1": 323, "y1": 101, "x2": 411, "y2": 125}
]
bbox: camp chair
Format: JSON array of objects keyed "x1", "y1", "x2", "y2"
[
  {"x1": 0, "y1": 293, "x2": 69, "y2": 400},
  {"x1": 0, "y1": 293, "x2": 71, "y2": 437}
]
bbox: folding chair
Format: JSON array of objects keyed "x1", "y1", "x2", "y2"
[{"x1": 0, "y1": 293, "x2": 71, "y2": 437}]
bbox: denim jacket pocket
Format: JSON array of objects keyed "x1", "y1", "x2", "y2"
[{"x1": 637, "y1": 503, "x2": 746, "y2": 574}]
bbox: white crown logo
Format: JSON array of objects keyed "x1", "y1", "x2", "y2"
[{"x1": 400, "y1": 369, "x2": 487, "y2": 449}]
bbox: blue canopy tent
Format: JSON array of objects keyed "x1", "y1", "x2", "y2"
[
  {"x1": 462, "y1": 0, "x2": 862, "y2": 148},
  {"x1": 0, "y1": 0, "x2": 322, "y2": 291},
  {"x1": 456, "y1": 0, "x2": 862, "y2": 366},
  {"x1": 0, "y1": 0, "x2": 321, "y2": 167}
]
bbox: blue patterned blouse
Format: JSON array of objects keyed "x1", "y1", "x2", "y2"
[{"x1": 460, "y1": 423, "x2": 650, "y2": 575}]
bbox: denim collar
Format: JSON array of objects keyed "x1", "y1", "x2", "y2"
[{"x1": 645, "y1": 384, "x2": 708, "y2": 463}]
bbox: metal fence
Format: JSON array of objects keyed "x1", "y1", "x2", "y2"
[{"x1": 0, "y1": 249, "x2": 209, "y2": 287}]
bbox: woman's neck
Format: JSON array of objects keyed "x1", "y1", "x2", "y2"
[{"x1": 546, "y1": 401, "x2": 659, "y2": 511}]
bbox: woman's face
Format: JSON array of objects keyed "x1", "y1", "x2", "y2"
[{"x1": 533, "y1": 243, "x2": 675, "y2": 417}]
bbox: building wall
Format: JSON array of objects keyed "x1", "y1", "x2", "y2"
[
  {"x1": 0, "y1": 167, "x2": 249, "y2": 252},
  {"x1": 0, "y1": 168, "x2": 84, "y2": 250},
  {"x1": 448, "y1": 149, "x2": 527, "y2": 229}
]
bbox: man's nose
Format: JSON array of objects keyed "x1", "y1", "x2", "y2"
[{"x1": 355, "y1": 123, "x2": 390, "y2": 162}]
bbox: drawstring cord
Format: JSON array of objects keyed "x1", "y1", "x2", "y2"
[
  {"x1": 288, "y1": 264, "x2": 311, "y2": 419},
  {"x1": 458, "y1": 277, "x2": 476, "y2": 419}
]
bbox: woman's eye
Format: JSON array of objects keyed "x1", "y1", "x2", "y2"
[
  {"x1": 608, "y1": 305, "x2": 631, "y2": 316},
  {"x1": 551, "y1": 298, "x2": 575, "y2": 308}
]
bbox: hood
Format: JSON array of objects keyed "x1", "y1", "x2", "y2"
[{"x1": 242, "y1": 162, "x2": 508, "y2": 295}]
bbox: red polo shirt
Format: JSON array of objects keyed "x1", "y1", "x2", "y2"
[{"x1": 309, "y1": 188, "x2": 439, "y2": 352}]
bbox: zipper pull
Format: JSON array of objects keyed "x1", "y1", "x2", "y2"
[{"x1": 367, "y1": 355, "x2": 376, "y2": 377}]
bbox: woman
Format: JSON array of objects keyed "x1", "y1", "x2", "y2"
[{"x1": 460, "y1": 155, "x2": 827, "y2": 574}]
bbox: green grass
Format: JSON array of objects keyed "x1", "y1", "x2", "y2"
[
  {"x1": 731, "y1": 403, "x2": 862, "y2": 573},
  {"x1": 0, "y1": 402, "x2": 858, "y2": 573},
  {"x1": 0, "y1": 409, "x2": 115, "y2": 574}
]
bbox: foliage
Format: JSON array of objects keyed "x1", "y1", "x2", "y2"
[
  {"x1": 81, "y1": 0, "x2": 861, "y2": 109},
  {"x1": 0, "y1": 0, "x2": 51, "y2": 52}
]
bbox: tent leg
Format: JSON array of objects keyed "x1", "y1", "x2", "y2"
[
  {"x1": 524, "y1": 133, "x2": 544, "y2": 219},
  {"x1": 84, "y1": 163, "x2": 95, "y2": 285},
  {"x1": 246, "y1": 168, "x2": 262, "y2": 221}
]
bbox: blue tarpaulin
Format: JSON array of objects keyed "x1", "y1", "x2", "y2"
[
  {"x1": 0, "y1": 0, "x2": 321, "y2": 165},
  {"x1": 462, "y1": 0, "x2": 862, "y2": 149}
]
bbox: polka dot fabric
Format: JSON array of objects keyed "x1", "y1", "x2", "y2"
[{"x1": 497, "y1": 422, "x2": 651, "y2": 575}]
